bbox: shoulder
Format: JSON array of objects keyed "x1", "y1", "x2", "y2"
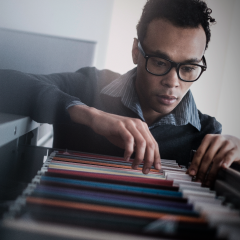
[
  {"x1": 76, "y1": 67, "x2": 121, "y2": 87},
  {"x1": 198, "y1": 110, "x2": 222, "y2": 134}
]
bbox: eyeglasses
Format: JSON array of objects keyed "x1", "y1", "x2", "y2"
[{"x1": 138, "y1": 41, "x2": 207, "y2": 82}]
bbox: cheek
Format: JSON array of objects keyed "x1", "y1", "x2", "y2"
[
  {"x1": 183, "y1": 82, "x2": 193, "y2": 93},
  {"x1": 137, "y1": 59, "x2": 147, "y2": 80},
  {"x1": 179, "y1": 82, "x2": 193, "y2": 98},
  {"x1": 136, "y1": 61, "x2": 158, "y2": 89},
  {"x1": 137, "y1": 70, "x2": 157, "y2": 94},
  {"x1": 136, "y1": 64, "x2": 148, "y2": 88}
]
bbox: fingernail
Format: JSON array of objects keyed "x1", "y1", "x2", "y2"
[
  {"x1": 190, "y1": 170, "x2": 196, "y2": 175},
  {"x1": 144, "y1": 168, "x2": 150, "y2": 174},
  {"x1": 222, "y1": 163, "x2": 228, "y2": 168},
  {"x1": 132, "y1": 164, "x2": 138, "y2": 170},
  {"x1": 156, "y1": 163, "x2": 161, "y2": 170}
]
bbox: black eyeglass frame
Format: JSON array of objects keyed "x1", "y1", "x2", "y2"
[{"x1": 138, "y1": 41, "x2": 207, "y2": 82}]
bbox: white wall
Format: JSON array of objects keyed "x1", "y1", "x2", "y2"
[
  {"x1": 215, "y1": 0, "x2": 240, "y2": 137},
  {"x1": 104, "y1": 0, "x2": 146, "y2": 74},
  {"x1": 0, "y1": 0, "x2": 113, "y2": 69},
  {"x1": 191, "y1": 0, "x2": 235, "y2": 119},
  {"x1": 191, "y1": 0, "x2": 240, "y2": 137}
]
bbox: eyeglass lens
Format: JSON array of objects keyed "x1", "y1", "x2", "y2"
[{"x1": 147, "y1": 57, "x2": 203, "y2": 81}]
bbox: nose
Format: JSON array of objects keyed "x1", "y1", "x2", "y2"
[{"x1": 160, "y1": 67, "x2": 180, "y2": 88}]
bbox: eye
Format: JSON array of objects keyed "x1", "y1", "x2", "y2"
[
  {"x1": 181, "y1": 65, "x2": 196, "y2": 72},
  {"x1": 156, "y1": 61, "x2": 166, "y2": 66},
  {"x1": 152, "y1": 59, "x2": 167, "y2": 67}
]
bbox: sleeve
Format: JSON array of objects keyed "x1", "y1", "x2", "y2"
[
  {"x1": 198, "y1": 110, "x2": 222, "y2": 135},
  {"x1": 213, "y1": 118, "x2": 222, "y2": 134},
  {"x1": 0, "y1": 67, "x2": 98, "y2": 124},
  {"x1": 66, "y1": 100, "x2": 85, "y2": 109}
]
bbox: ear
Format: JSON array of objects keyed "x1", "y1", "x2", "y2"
[{"x1": 132, "y1": 38, "x2": 139, "y2": 64}]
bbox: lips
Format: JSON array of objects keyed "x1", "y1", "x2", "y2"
[{"x1": 156, "y1": 95, "x2": 178, "y2": 105}]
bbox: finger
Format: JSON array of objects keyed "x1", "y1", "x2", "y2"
[
  {"x1": 133, "y1": 137, "x2": 146, "y2": 170},
  {"x1": 196, "y1": 138, "x2": 222, "y2": 182},
  {"x1": 145, "y1": 127, "x2": 161, "y2": 170},
  {"x1": 153, "y1": 142, "x2": 161, "y2": 170},
  {"x1": 204, "y1": 159, "x2": 222, "y2": 187},
  {"x1": 188, "y1": 134, "x2": 213, "y2": 176},
  {"x1": 212, "y1": 138, "x2": 235, "y2": 169},
  {"x1": 119, "y1": 129, "x2": 135, "y2": 161},
  {"x1": 142, "y1": 142, "x2": 154, "y2": 174},
  {"x1": 141, "y1": 134, "x2": 160, "y2": 173},
  {"x1": 136, "y1": 122, "x2": 159, "y2": 173},
  {"x1": 125, "y1": 126, "x2": 146, "y2": 170},
  {"x1": 205, "y1": 148, "x2": 237, "y2": 187},
  {"x1": 222, "y1": 147, "x2": 238, "y2": 168}
]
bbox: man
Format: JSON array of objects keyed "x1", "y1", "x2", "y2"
[{"x1": 0, "y1": 0, "x2": 239, "y2": 187}]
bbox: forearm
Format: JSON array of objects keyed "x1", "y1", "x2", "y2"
[
  {"x1": 0, "y1": 69, "x2": 80, "y2": 124},
  {"x1": 67, "y1": 105, "x2": 99, "y2": 128},
  {"x1": 68, "y1": 104, "x2": 161, "y2": 173}
]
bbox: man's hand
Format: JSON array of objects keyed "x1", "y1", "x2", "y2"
[
  {"x1": 68, "y1": 105, "x2": 161, "y2": 174},
  {"x1": 188, "y1": 134, "x2": 240, "y2": 186}
]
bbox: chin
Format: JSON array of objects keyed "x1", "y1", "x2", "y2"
[
  {"x1": 152, "y1": 107, "x2": 172, "y2": 116},
  {"x1": 151, "y1": 98, "x2": 179, "y2": 115},
  {"x1": 154, "y1": 102, "x2": 176, "y2": 113}
]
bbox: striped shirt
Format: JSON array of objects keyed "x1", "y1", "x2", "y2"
[
  {"x1": 100, "y1": 68, "x2": 201, "y2": 131},
  {"x1": 1, "y1": 67, "x2": 221, "y2": 162}
]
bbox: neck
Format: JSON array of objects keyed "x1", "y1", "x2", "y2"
[{"x1": 142, "y1": 108, "x2": 164, "y2": 126}]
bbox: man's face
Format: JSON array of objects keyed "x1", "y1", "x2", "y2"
[{"x1": 133, "y1": 19, "x2": 206, "y2": 121}]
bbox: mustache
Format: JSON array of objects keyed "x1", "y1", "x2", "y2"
[{"x1": 156, "y1": 92, "x2": 179, "y2": 99}]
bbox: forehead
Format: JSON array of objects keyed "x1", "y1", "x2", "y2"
[{"x1": 143, "y1": 19, "x2": 206, "y2": 62}]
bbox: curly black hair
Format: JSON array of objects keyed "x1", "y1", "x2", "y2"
[{"x1": 137, "y1": 0, "x2": 216, "y2": 49}]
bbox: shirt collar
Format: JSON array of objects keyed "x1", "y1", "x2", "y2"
[{"x1": 101, "y1": 67, "x2": 201, "y2": 131}]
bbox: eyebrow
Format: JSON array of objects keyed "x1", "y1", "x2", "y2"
[{"x1": 147, "y1": 49, "x2": 201, "y2": 64}]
